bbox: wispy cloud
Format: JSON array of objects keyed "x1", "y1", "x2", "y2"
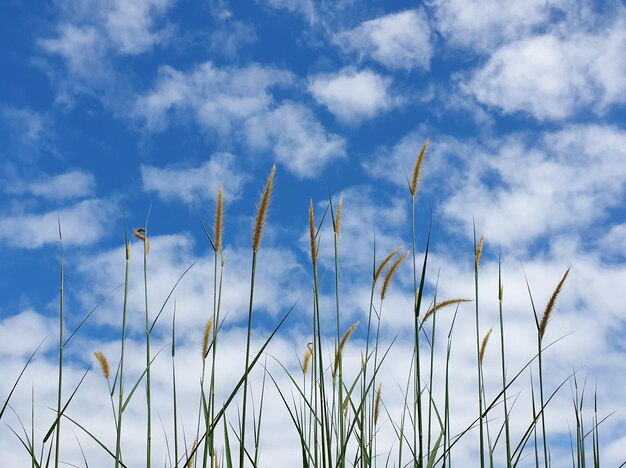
[
  {"x1": 6, "y1": 170, "x2": 95, "y2": 200},
  {"x1": 141, "y1": 153, "x2": 248, "y2": 202},
  {"x1": 334, "y1": 9, "x2": 432, "y2": 71}
]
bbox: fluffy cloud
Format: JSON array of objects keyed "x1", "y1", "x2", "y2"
[
  {"x1": 334, "y1": 9, "x2": 432, "y2": 70},
  {"x1": 431, "y1": 0, "x2": 571, "y2": 51},
  {"x1": 259, "y1": 0, "x2": 316, "y2": 23},
  {"x1": 244, "y1": 102, "x2": 346, "y2": 177},
  {"x1": 308, "y1": 68, "x2": 396, "y2": 123},
  {"x1": 0, "y1": 199, "x2": 115, "y2": 249},
  {"x1": 134, "y1": 61, "x2": 292, "y2": 132},
  {"x1": 141, "y1": 153, "x2": 248, "y2": 203},
  {"x1": 136, "y1": 63, "x2": 345, "y2": 177},
  {"x1": 464, "y1": 13, "x2": 626, "y2": 120}
]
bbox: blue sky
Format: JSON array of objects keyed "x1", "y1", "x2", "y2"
[{"x1": 1, "y1": 0, "x2": 626, "y2": 466}]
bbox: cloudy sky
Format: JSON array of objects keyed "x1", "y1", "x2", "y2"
[{"x1": 1, "y1": 0, "x2": 625, "y2": 466}]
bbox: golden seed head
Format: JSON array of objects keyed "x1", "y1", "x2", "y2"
[
  {"x1": 423, "y1": 298, "x2": 472, "y2": 323},
  {"x1": 94, "y1": 351, "x2": 110, "y2": 380},
  {"x1": 252, "y1": 165, "x2": 276, "y2": 252},
  {"x1": 374, "y1": 246, "x2": 403, "y2": 284},
  {"x1": 538, "y1": 267, "x2": 570, "y2": 341},
  {"x1": 187, "y1": 439, "x2": 197, "y2": 468},
  {"x1": 374, "y1": 383, "x2": 382, "y2": 426},
  {"x1": 410, "y1": 137, "x2": 429, "y2": 197},
  {"x1": 333, "y1": 321, "x2": 359, "y2": 379},
  {"x1": 201, "y1": 317, "x2": 214, "y2": 360},
  {"x1": 303, "y1": 342, "x2": 313, "y2": 375},
  {"x1": 381, "y1": 251, "x2": 408, "y2": 300},
  {"x1": 334, "y1": 196, "x2": 343, "y2": 236},
  {"x1": 475, "y1": 234, "x2": 484, "y2": 270},
  {"x1": 309, "y1": 199, "x2": 318, "y2": 267},
  {"x1": 480, "y1": 327, "x2": 493, "y2": 365},
  {"x1": 214, "y1": 184, "x2": 223, "y2": 253}
]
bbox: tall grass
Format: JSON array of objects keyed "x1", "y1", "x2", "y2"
[{"x1": 1, "y1": 139, "x2": 615, "y2": 468}]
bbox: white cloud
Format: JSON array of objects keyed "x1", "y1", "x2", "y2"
[
  {"x1": 1, "y1": 107, "x2": 50, "y2": 148},
  {"x1": 0, "y1": 199, "x2": 115, "y2": 248},
  {"x1": 7, "y1": 170, "x2": 95, "y2": 200},
  {"x1": 308, "y1": 68, "x2": 396, "y2": 123},
  {"x1": 136, "y1": 63, "x2": 345, "y2": 177},
  {"x1": 141, "y1": 153, "x2": 248, "y2": 202},
  {"x1": 431, "y1": 0, "x2": 571, "y2": 51},
  {"x1": 334, "y1": 9, "x2": 432, "y2": 71},
  {"x1": 244, "y1": 101, "x2": 346, "y2": 177},
  {"x1": 464, "y1": 14, "x2": 626, "y2": 120},
  {"x1": 104, "y1": 0, "x2": 173, "y2": 54},
  {"x1": 134, "y1": 61, "x2": 292, "y2": 132}
]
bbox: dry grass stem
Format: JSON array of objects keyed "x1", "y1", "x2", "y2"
[
  {"x1": 475, "y1": 234, "x2": 484, "y2": 269},
  {"x1": 374, "y1": 246, "x2": 403, "y2": 284},
  {"x1": 334, "y1": 196, "x2": 343, "y2": 236},
  {"x1": 201, "y1": 317, "x2": 214, "y2": 360},
  {"x1": 423, "y1": 298, "x2": 472, "y2": 323},
  {"x1": 410, "y1": 137, "x2": 429, "y2": 197},
  {"x1": 381, "y1": 251, "x2": 408, "y2": 300},
  {"x1": 480, "y1": 327, "x2": 493, "y2": 365},
  {"x1": 309, "y1": 199, "x2": 317, "y2": 267},
  {"x1": 374, "y1": 383, "x2": 382, "y2": 426},
  {"x1": 538, "y1": 267, "x2": 570, "y2": 341},
  {"x1": 252, "y1": 165, "x2": 276, "y2": 252},
  {"x1": 214, "y1": 184, "x2": 223, "y2": 252},
  {"x1": 333, "y1": 322, "x2": 359, "y2": 378},
  {"x1": 94, "y1": 351, "x2": 110, "y2": 379}
]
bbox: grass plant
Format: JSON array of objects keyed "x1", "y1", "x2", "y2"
[{"x1": 0, "y1": 138, "x2": 616, "y2": 468}]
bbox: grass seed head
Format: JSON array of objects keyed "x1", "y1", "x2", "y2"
[
  {"x1": 134, "y1": 228, "x2": 149, "y2": 255},
  {"x1": 381, "y1": 251, "x2": 408, "y2": 300},
  {"x1": 303, "y1": 342, "x2": 313, "y2": 375},
  {"x1": 538, "y1": 267, "x2": 570, "y2": 341},
  {"x1": 480, "y1": 327, "x2": 493, "y2": 365},
  {"x1": 374, "y1": 246, "x2": 403, "y2": 284},
  {"x1": 201, "y1": 317, "x2": 214, "y2": 360},
  {"x1": 214, "y1": 184, "x2": 223, "y2": 253},
  {"x1": 410, "y1": 137, "x2": 429, "y2": 197},
  {"x1": 94, "y1": 351, "x2": 110, "y2": 379},
  {"x1": 333, "y1": 321, "x2": 359, "y2": 378},
  {"x1": 475, "y1": 234, "x2": 484, "y2": 270},
  {"x1": 423, "y1": 298, "x2": 472, "y2": 323},
  {"x1": 309, "y1": 199, "x2": 317, "y2": 267},
  {"x1": 334, "y1": 196, "x2": 343, "y2": 236},
  {"x1": 252, "y1": 165, "x2": 276, "y2": 252},
  {"x1": 374, "y1": 383, "x2": 382, "y2": 426}
]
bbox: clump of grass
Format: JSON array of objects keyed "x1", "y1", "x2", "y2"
[{"x1": 5, "y1": 147, "x2": 612, "y2": 468}]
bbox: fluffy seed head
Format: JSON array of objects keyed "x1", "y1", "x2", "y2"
[
  {"x1": 309, "y1": 199, "x2": 317, "y2": 267},
  {"x1": 374, "y1": 383, "x2": 382, "y2": 426},
  {"x1": 303, "y1": 343, "x2": 313, "y2": 375},
  {"x1": 538, "y1": 267, "x2": 570, "y2": 341},
  {"x1": 381, "y1": 251, "x2": 408, "y2": 300},
  {"x1": 480, "y1": 327, "x2": 493, "y2": 365},
  {"x1": 201, "y1": 317, "x2": 214, "y2": 360},
  {"x1": 214, "y1": 184, "x2": 223, "y2": 252},
  {"x1": 333, "y1": 321, "x2": 359, "y2": 379},
  {"x1": 94, "y1": 351, "x2": 110, "y2": 379},
  {"x1": 410, "y1": 137, "x2": 429, "y2": 197},
  {"x1": 334, "y1": 196, "x2": 343, "y2": 236},
  {"x1": 187, "y1": 440, "x2": 197, "y2": 468},
  {"x1": 475, "y1": 234, "x2": 484, "y2": 270},
  {"x1": 252, "y1": 165, "x2": 276, "y2": 252},
  {"x1": 374, "y1": 246, "x2": 403, "y2": 284},
  {"x1": 423, "y1": 298, "x2": 472, "y2": 323}
]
